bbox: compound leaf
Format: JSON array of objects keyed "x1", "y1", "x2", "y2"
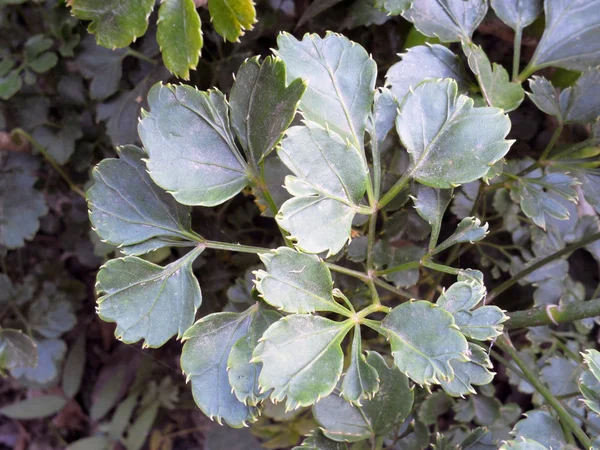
[
  {"x1": 441, "y1": 343, "x2": 494, "y2": 396},
  {"x1": 277, "y1": 32, "x2": 376, "y2": 149},
  {"x1": 0, "y1": 329, "x2": 37, "y2": 371},
  {"x1": 208, "y1": 0, "x2": 256, "y2": 42},
  {"x1": 340, "y1": 326, "x2": 379, "y2": 404},
  {"x1": 412, "y1": 184, "x2": 453, "y2": 251},
  {"x1": 490, "y1": 0, "x2": 541, "y2": 31},
  {"x1": 229, "y1": 56, "x2": 307, "y2": 163},
  {"x1": 381, "y1": 300, "x2": 469, "y2": 385},
  {"x1": 396, "y1": 79, "x2": 512, "y2": 188},
  {"x1": 433, "y1": 217, "x2": 489, "y2": 255},
  {"x1": 253, "y1": 315, "x2": 352, "y2": 410},
  {"x1": 138, "y1": 83, "x2": 249, "y2": 207},
  {"x1": 96, "y1": 247, "x2": 203, "y2": 348}
]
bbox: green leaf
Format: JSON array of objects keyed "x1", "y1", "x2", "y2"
[
  {"x1": 87, "y1": 145, "x2": 195, "y2": 252},
  {"x1": 253, "y1": 315, "x2": 353, "y2": 410},
  {"x1": 368, "y1": 87, "x2": 398, "y2": 149},
  {"x1": 254, "y1": 153, "x2": 291, "y2": 217},
  {"x1": 254, "y1": 247, "x2": 350, "y2": 315},
  {"x1": 373, "y1": 241, "x2": 424, "y2": 287},
  {"x1": 440, "y1": 343, "x2": 494, "y2": 396},
  {"x1": 28, "y1": 52, "x2": 58, "y2": 73},
  {"x1": 0, "y1": 71, "x2": 22, "y2": 100},
  {"x1": 277, "y1": 32, "x2": 377, "y2": 149},
  {"x1": 29, "y1": 296, "x2": 76, "y2": 339},
  {"x1": 529, "y1": 0, "x2": 600, "y2": 71},
  {"x1": 433, "y1": 217, "x2": 489, "y2": 255},
  {"x1": 296, "y1": 0, "x2": 344, "y2": 27},
  {"x1": 11, "y1": 339, "x2": 66, "y2": 385},
  {"x1": 340, "y1": 326, "x2": 379, "y2": 404},
  {"x1": 419, "y1": 390, "x2": 453, "y2": 425},
  {"x1": 293, "y1": 430, "x2": 347, "y2": 450},
  {"x1": 314, "y1": 351, "x2": 413, "y2": 442},
  {"x1": 386, "y1": 44, "x2": 470, "y2": 102},
  {"x1": 463, "y1": 43, "x2": 524, "y2": 112},
  {"x1": 0, "y1": 329, "x2": 37, "y2": 371},
  {"x1": 396, "y1": 79, "x2": 512, "y2": 188},
  {"x1": 138, "y1": 83, "x2": 249, "y2": 207},
  {"x1": 490, "y1": 0, "x2": 541, "y2": 31},
  {"x1": 157, "y1": 0, "x2": 203, "y2": 80},
  {"x1": 33, "y1": 116, "x2": 83, "y2": 165},
  {"x1": 540, "y1": 356, "x2": 580, "y2": 397},
  {"x1": 437, "y1": 279, "x2": 507, "y2": 341},
  {"x1": 96, "y1": 247, "x2": 203, "y2": 348},
  {"x1": 381, "y1": 300, "x2": 469, "y2": 385},
  {"x1": 208, "y1": 0, "x2": 256, "y2": 42},
  {"x1": 514, "y1": 176, "x2": 575, "y2": 230},
  {"x1": 345, "y1": 0, "x2": 391, "y2": 29},
  {"x1": 580, "y1": 361, "x2": 600, "y2": 414},
  {"x1": 499, "y1": 439, "x2": 548, "y2": 450},
  {"x1": 65, "y1": 437, "x2": 111, "y2": 450},
  {"x1": 375, "y1": 0, "x2": 411, "y2": 15},
  {"x1": 276, "y1": 123, "x2": 369, "y2": 256},
  {"x1": 402, "y1": 0, "x2": 488, "y2": 42},
  {"x1": 229, "y1": 56, "x2": 306, "y2": 163},
  {"x1": 583, "y1": 349, "x2": 600, "y2": 381},
  {"x1": 412, "y1": 185, "x2": 453, "y2": 251},
  {"x1": 123, "y1": 401, "x2": 160, "y2": 450},
  {"x1": 68, "y1": 0, "x2": 155, "y2": 48},
  {"x1": 512, "y1": 410, "x2": 566, "y2": 449},
  {"x1": 61, "y1": 333, "x2": 86, "y2": 398},
  {"x1": 24, "y1": 35, "x2": 53, "y2": 59},
  {"x1": 0, "y1": 395, "x2": 67, "y2": 419},
  {"x1": 181, "y1": 307, "x2": 262, "y2": 427}
]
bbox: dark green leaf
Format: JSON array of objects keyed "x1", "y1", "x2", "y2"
[
  {"x1": 0, "y1": 72, "x2": 21, "y2": 100},
  {"x1": 540, "y1": 356, "x2": 580, "y2": 397},
  {"x1": 296, "y1": 0, "x2": 344, "y2": 27},
  {"x1": 208, "y1": 0, "x2": 256, "y2": 42},
  {"x1": 412, "y1": 185, "x2": 453, "y2": 251},
  {"x1": 0, "y1": 329, "x2": 37, "y2": 371},
  {"x1": 340, "y1": 326, "x2": 379, "y2": 404}
]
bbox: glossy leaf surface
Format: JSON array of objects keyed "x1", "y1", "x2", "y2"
[{"x1": 208, "y1": 0, "x2": 256, "y2": 42}]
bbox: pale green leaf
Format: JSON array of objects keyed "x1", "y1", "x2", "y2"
[
  {"x1": 157, "y1": 0, "x2": 203, "y2": 80},
  {"x1": 277, "y1": 32, "x2": 377, "y2": 149},
  {"x1": 381, "y1": 300, "x2": 469, "y2": 385},
  {"x1": 540, "y1": 356, "x2": 580, "y2": 397},
  {"x1": 340, "y1": 326, "x2": 379, "y2": 404},
  {"x1": 11, "y1": 339, "x2": 66, "y2": 385},
  {"x1": 139, "y1": 83, "x2": 249, "y2": 206},
  {"x1": 29, "y1": 296, "x2": 76, "y2": 339},
  {"x1": 208, "y1": 0, "x2": 256, "y2": 42},
  {"x1": 441, "y1": 343, "x2": 494, "y2": 396},
  {"x1": 368, "y1": 87, "x2": 398, "y2": 149},
  {"x1": 276, "y1": 122, "x2": 369, "y2": 256},
  {"x1": 386, "y1": 44, "x2": 470, "y2": 102},
  {"x1": 499, "y1": 439, "x2": 548, "y2": 450},
  {"x1": 514, "y1": 176, "x2": 575, "y2": 230},
  {"x1": 433, "y1": 217, "x2": 489, "y2": 255},
  {"x1": 0, "y1": 329, "x2": 37, "y2": 371},
  {"x1": 583, "y1": 349, "x2": 600, "y2": 381},
  {"x1": 293, "y1": 430, "x2": 346, "y2": 450},
  {"x1": 375, "y1": 0, "x2": 411, "y2": 15},
  {"x1": 65, "y1": 437, "x2": 111, "y2": 450},
  {"x1": 68, "y1": 0, "x2": 155, "y2": 48},
  {"x1": 123, "y1": 401, "x2": 160, "y2": 450},
  {"x1": 253, "y1": 315, "x2": 352, "y2": 410},
  {"x1": 412, "y1": 184, "x2": 453, "y2": 251},
  {"x1": 530, "y1": 0, "x2": 600, "y2": 71},
  {"x1": 580, "y1": 367, "x2": 600, "y2": 415},
  {"x1": 254, "y1": 247, "x2": 350, "y2": 315},
  {"x1": 0, "y1": 395, "x2": 67, "y2": 419},
  {"x1": 96, "y1": 247, "x2": 203, "y2": 348},
  {"x1": 490, "y1": 0, "x2": 541, "y2": 31},
  {"x1": 512, "y1": 410, "x2": 566, "y2": 449},
  {"x1": 396, "y1": 79, "x2": 512, "y2": 188},
  {"x1": 229, "y1": 56, "x2": 306, "y2": 162},
  {"x1": 402, "y1": 0, "x2": 487, "y2": 42}
]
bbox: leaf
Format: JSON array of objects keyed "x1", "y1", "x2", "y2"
[
  {"x1": 433, "y1": 217, "x2": 489, "y2": 255},
  {"x1": 412, "y1": 184, "x2": 453, "y2": 251},
  {"x1": 205, "y1": 426, "x2": 264, "y2": 450},
  {"x1": 440, "y1": 343, "x2": 494, "y2": 396},
  {"x1": 11, "y1": 339, "x2": 66, "y2": 385},
  {"x1": 32, "y1": 117, "x2": 83, "y2": 165},
  {"x1": 254, "y1": 153, "x2": 291, "y2": 217},
  {"x1": 296, "y1": 0, "x2": 344, "y2": 27},
  {"x1": 340, "y1": 326, "x2": 379, "y2": 404},
  {"x1": 0, "y1": 329, "x2": 37, "y2": 371},
  {"x1": 138, "y1": 83, "x2": 249, "y2": 207},
  {"x1": 514, "y1": 178, "x2": 573, "y2": 230},
  {"x1": 490, "y1": 0, "x2": 541, "y2": 31},
  {"x1": 580, "y1": 353, "x2": 600, "y2": 414},
  {"x1": 67, "y1": 0, "x2": 155, "y2": 48},
  {"x1": 344, "y1": 0, "x2": 391, "y2": 29},
  {"x1": 254, "y1": 247, "x2": 350, "y2": 315},
  {"x1": 157, "y1": 0, "x2": 203, "y2": 80},
  {"x1": 124, "y1": 401, "x2": 160, "y2": 450},
  {"x1": 29, "y1": 296, "x2": 76, "y2": 339},
  {"x1": 0, "y1": 71, "x2": 22, "y2": 100},
  {"x1": 0, "y1": 395, "x2": 67, "y2": 419},
  {"x1": 437, "y1": 279, "x2": 507, "y2": 341},
  {"x1": 402, "y1": 0, "x2": 488, "y2": 42},
  {"x1": 277, "y1": 32, "x2": 377, "y2": 149},
  {"x1": 208, "y1": 0, "x2": 256, "y2": 42},
  {"x1": 463, "y1": 43, "x2": 524, "y2": 112},
  {"x1": 583, "y1": 349, "x2": 600, "y2": 381},
  {"x1": 373, "y1": 241, "x2": 424, "y2": 288},
  {"x1": 396, "y1": 79, "x2": 512, "y2": 188},
  {"x1": 499, "y1": 439, "x2": 547, "y2": 450},
  {"x1": 96, "y1": 247, "x2": 203, "y2": 348},
  {"x1": 540, "y1": 356, "x2": 580, "y2": 397},
  {"x1": 529, "y1": 0, "x2": 600, "y2": 71},
  {"x1": 61, "y1": 333, "x2": 86, "y2": 399},
  {"x1": 65, "y1": 437, "x2": 111, "y2": 450},
  {"x1": 375, "y1": 0, "x2": 411, "y2": 15},
  {"x1": 314, "y1": 351, "x2": 413, "y2": 442},
  {"x1": 253, "y1": 315, "x2": 353, "y2": 410},
  {"x1": 293, "y1": 430, "x2": 347, "y2": 450},
  {"x1": 87, "y1": 145, "x2": 195, "y2": 252},
  {"x1": 28, "y1": 52, "x2": 58, "y2": 73},
  {"x1": 229, "y1": 56, "x2": 306, "y2": 163},
  {"x1": 181, "y1": 307, "x2": 264, "y2": 427},
  {"x1": 381, "y1": 300, "x2": 469, "y2": 385},
  {"x1": 386, "y1": 44, "x2": 470, "y2": 102},
  {"x1": 419, "y1": 390, "x2": 453, "y2": 425},
  {"x1": 368, "y1": 87, "x2": 398, "y2": 149},
  {"x1": 512, "y1": 410, "x2": 566, "y2": 449}
]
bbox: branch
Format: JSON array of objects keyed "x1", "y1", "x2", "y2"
[{"x1": 506, "y1": 298, "x2": 600, "y2": 329}]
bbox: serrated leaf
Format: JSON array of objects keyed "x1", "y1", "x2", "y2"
[
  {"x1": 412, "y1": 184, "x2": 453, "y2": 251},
  {"x1": 375, "y1": 0, "x2": 411, "y2": 15},
  {"x1": 87, "y1": 145, "x2": 195, "y2": 252},
  {"x1": 157, "y1": 0, "x2": 203, "y2": 80},
  {"x1": 181, "y1": 308, "x2": 261, "y2": 427},
  {"x1": 208, "y1": 0, "x2": 256, "y2": 42},
  {"x1": 441, "y1": 343, "x2": 494, "y2": 396},
  {"x1": 490, "y1": 0, "x2": 541, "y2": 31},
  {"x1": 463, "y1": 43, "x2": 524, "y2": 112},
  {"x1": 368, "y1": 87, "x2": 398, "y2": 151},
  {"x1": 340, "y1": 326, "x2": 379, "y2": 404},
  {"x1": 29, "y1": 296, "x2": 76, "y2": 339},
  {"x1": 512, "y1": 410, "x2": 566, "y2": 449},
  {"x1": 67, "y1": 0, "x2": 155, "y2": 48},
  {"x1": 0, "y1": 395, "x2": 67, "y2": 419},
  {"x1": 583, "y1": 349, "x2": 600, "y2": 381},
  {"x1": 386, "y1": 44, "x2": 470, "y2": 102},
  {"x1": 253, "y1": 315, "x2": 352, "y2": 410},
  {"x1": 277, "y1": 32, "x2": 376, "y2": 149},
  {"x1": 514, "y1": 178, "x2": 572, "y2": 230},
  {"x1": 138, "y1": 83, "x2": 249, "y2": 206},
  {"x1": 276, "y1": 123, "x2": 369, "y2": 256},
  {"x1": 433, "y1": 217, "x2": 489, "y2": 255},
  {"x1": 11, "y1": 339, "x2": 66, "y2": 386},
  {"x1": 0, "y1": 329, "x2": 37, "y2": 371},
  {"x1": 540, "y1": 356, "x2": 580, "y2": 397},
  {"x1": 96, "y1": 247, "x2": 203, "y2": 348},
  {"x1": 254, "y1": 153, "x2": 291, "y2": 217},
  {"x1": 293, "y1": 430, "x2": 346, "y2": 450},
  {"x1": 580, "y1": 362, "x2": 600, "y2": 415},
  {"x1": 402, "y1": 0, "x2": 487, "y2": 42},
  {"x1": 396, "y1": 78, "x2": 512, "y2": 188},
  {"x1": 381, "y1": 300, "x2": 469, "y2": 385},
  {"x1": 500, "y1": 439, "x2": 548, "y2": 450},
  {"x1": 229, "y1": 56, "x2": 306, "y2": 163},
  {"x1": 531, "y1": 0, "x2": 600, "y2": 70}
]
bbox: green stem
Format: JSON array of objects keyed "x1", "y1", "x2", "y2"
[
  {"x1": 326, "y1": 263, "x2": 412, "y2": 299},
  {"x1": 488, "y1": 232, "x2": 600, "y2": 302},
  {"x1": 374, "y1": 261, "x2": 420, "y2": 277},
  {"x1": 512, "y1": 27, "x2": 523, "y2": 82},
  {"x1": 203, "y1": 240, "x2": 270, "y2": 254},
  {"x1": 377, "y1": 171, "x2": 412, "y2": 210},
  {"x1": 126, "y1": 48, "x2": 157, "y2": 65},
  {"x1": 367, "y1": 279, "x2": 381, "y2": 306},
  {"x1": 11, "y1": 129, "x2": 86, "y2": 198},
  {"x1": 366, "y1": 212, "x2": 378, "y2": 271},
  {"x1": 518, "y1": 124, "x2": 564, "y2": 177},
  {"x1": 506, "y1": 298, "x2": 600, "y2": 329},
  {"x1": 372, "y1": 277, "x2": 413, "y2": 299},
  {"x1": 371, "y1": 134, "x2": 382, "y2": 200},
  {"x1": 422, "y1": 260, "x2": 461, "y2": 275},
  {"x1": 495, "y1": 335, "x2": 592, "y2": 449},
  {"x1": 516, "y1": 62, "x2": 538, "y2": 83}
]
